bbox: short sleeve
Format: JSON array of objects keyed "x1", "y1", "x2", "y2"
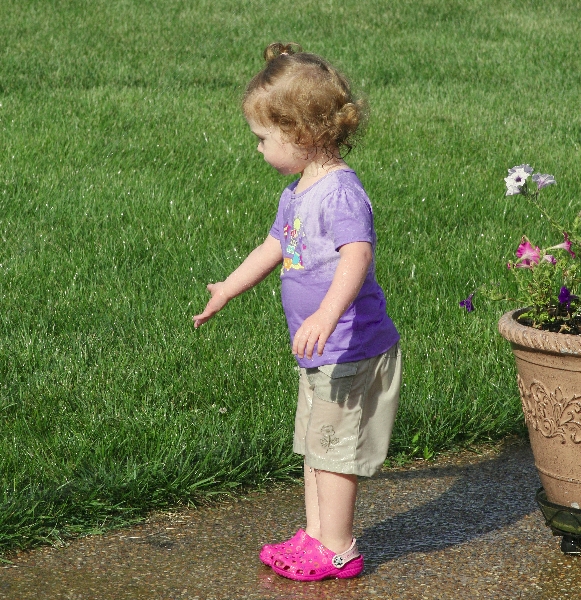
[
  {"x1": 323, "y1": 187, "x2": 374, "y2": 250},
  {"x1": 269, "y1": 191, "x2": 286, "y2": 242},
  {"x1": 269, "y1": 215, "x2": 280, "y2": 240}
]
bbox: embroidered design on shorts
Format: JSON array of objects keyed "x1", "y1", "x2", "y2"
[{"x1": 320, "y1": 425, "x2": 339, "y2": 453}]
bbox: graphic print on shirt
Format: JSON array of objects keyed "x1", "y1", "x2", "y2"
[{"x1": 282, "y1": 217, "x2": 306, "y2": 272}]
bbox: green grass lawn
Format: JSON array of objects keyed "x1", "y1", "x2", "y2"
[{"x1": 1, "y1": 0, "x2": 580, "y2": 553}]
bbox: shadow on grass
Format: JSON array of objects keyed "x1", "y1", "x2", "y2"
[{"x1": 359, "y1": 441, "x2": 540, "y2": 572}]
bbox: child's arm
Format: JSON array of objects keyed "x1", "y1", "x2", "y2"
[
  {"x1": 193, "y1": 234, "x2": 282, "y2": 328},
  {"x1": 292, "y1": 241, "x2": 372, "y2": 360}
]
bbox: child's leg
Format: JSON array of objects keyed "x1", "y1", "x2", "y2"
[
  {"x1": 314, "y1": 469, "x2": 357, "y2": 554},
  {"x1": 304, "y1": 461, "x2": 358, "y2": 554},
  {"x1": 303, "y1": 461, "x2": 320, "y2": 539}
]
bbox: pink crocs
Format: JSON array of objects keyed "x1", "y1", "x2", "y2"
[
  {"x1": 272, "y1": 538, "x2": 364, "y2": 581},
  {"x1": 259, "y1": 529, "x2": 314, "y2": 567}
]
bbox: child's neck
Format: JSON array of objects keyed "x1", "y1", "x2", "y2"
[{"x1": 295, "y1": 154, "x2": 350, "y2": 194}]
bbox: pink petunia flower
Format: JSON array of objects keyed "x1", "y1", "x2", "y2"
[
  {"x1": 514, "y1": 237, "x2": 540, "y2": 267},
  {"x1": 547, "y1": 232, "x2": 576, "y2": 259}
]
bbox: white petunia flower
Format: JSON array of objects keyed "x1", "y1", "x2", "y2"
[{"x1": 504, "y1": 164, "x2": 533, "y2": 195}]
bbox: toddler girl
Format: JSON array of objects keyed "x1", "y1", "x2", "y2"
[{"x1": 194, "y1": 42, "x2": 401, "y2": 581}]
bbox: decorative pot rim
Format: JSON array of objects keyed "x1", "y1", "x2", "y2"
[{"x1": 498, "y1": 308, "x2": 581, "y2": 356}]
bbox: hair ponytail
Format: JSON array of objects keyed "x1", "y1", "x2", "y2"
[
  {"x1": 331, "y1": 100, "x2": 367, "y2": 151},
  {"x1": 263, "y1": 42, "x2": 302, "y2": 62}
]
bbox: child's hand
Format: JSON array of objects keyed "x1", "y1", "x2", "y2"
[
  {"x1": 293, "y1": 242, "x2": 372, "y2": 359},
  {"x1": 193, "y1": 283, "x2": 230, "y2": 328},
  {"x1": 292, "y1": 309, "x2": 339, "y2": 360}
]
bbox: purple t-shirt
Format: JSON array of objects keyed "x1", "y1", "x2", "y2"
[{"x1": 269, "y1": 169, "x2": 399, "y2": 368}]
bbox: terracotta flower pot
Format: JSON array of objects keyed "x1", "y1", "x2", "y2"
[{"x1": 498, "y1": 308, "x2": 581, "y2": 508}]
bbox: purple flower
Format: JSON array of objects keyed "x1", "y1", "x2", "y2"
[
  {"x1": 459, "y1": 293, "x2": 475, "y2": 312},
  {"x1": 559, "y1": 286, "x2": 571, "y2": 303},
  {"x1": 558, "y1": 286, "x2": 578, "y2": 311},
  {"x1": 543, "y1": 254, "x2": 557, "y2": 265},
  {"x1": 547, "y1": 232, "x2": 576, "y2": 259},
  {"x1": 532, "y1": 173, "x2": 556, "y2": 190}
]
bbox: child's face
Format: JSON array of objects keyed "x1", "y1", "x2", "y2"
[{"x1": 247, "y1": 119, "x2": 309, "y2": 176}]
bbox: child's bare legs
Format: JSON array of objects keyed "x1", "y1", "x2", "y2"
[
  {"x1": 303, "y1": 461, "x2": 358, "y2": 554},
  {"x1": 304, "y1": 461, "x2": 319, "y2": 536}
]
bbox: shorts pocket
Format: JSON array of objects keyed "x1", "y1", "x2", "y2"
[{"x1": 305, "y1": 361, "x2": 359, "y2": 403}]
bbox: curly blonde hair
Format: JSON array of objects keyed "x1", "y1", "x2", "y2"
[{"x1": 243, "y1": 42, "x2": 366, "y2": 155}]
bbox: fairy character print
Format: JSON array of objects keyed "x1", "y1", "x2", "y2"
[{"x1": 282, "y1": 217, "x2": 306, "y2": 271}]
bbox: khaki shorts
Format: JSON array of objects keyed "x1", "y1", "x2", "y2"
[{"x1": 293, "y1": 343, "x2": 402, "y2": 477}]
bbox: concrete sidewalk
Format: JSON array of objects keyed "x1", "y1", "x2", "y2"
[{"x1": 1, "y1": 439, "x2": 580, "y2": 599}]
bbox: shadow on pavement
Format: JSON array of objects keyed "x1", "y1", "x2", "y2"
[{"x1": 359, "y1": 442, "x2": 540, "y2": 571}]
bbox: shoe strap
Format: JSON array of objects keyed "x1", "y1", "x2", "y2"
[{"x1": 331, "y1": 539, "x2": 360, "y2": 569}]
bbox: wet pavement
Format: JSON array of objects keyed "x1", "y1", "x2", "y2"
[{"x1": 2, "y1": 439, "x2": 580, "y2": 599}]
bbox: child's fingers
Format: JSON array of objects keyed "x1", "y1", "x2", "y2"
[
  {"x1": 193, "y1": 302, "x2": 218, "y2": 325},
  {"x1": 316, "y1": 332, "x2": 329, "y2": 356},
  {"x1": 191, "y1": 284, "x2": 215, "y2": 328},
  {"x1": 292, "y1": 330, "x2": 305, "y2": 358},
  {"x1": 303, "y1": 330, "x2": 319, "y2": 359},
  {"x1": 305, "y1": 331, "x2": 328, "y2": 359},
  {"x1": 193, "y1": 313, "x2": 208, "y2": 328},
  {"x1": 192, "y1": 303, "x2": 215, "y2": 328},
  {"x1": 293, "y1": 319, "x2": 333, "y2": 359},
  {"x1": 291, "y1": 326, "x2": 300, "y2": 354},
  {"x1": 193, "y1": 289, "x2": 231, "y2": 329},
  {"x1": 294, "y1": 329, "x2": 322, "y2": 360}
]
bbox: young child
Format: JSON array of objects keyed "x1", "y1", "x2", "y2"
[{"x1": 194, "y1": 42, "x2": 401, "y2": 581}]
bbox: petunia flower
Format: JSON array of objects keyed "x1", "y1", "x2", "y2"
[
  {"x1": 459, "y1": 293, "x2": 475, "y2": 312},
  {"x1": 532, "y1": 173, "x2": 556, "y2": 190},
  {"x1": 504, "y1": 180, "x2": 523, "y2": 196},
  {"x1": 508, "y1": 164, "x2": 534, "y2": 178},
  {"x1": 543, "y1": 254, "x2": 557, "y2": 265},
  {"x1": 558, "y1": 286, "x2": 571, "y2": 304},
  {"x1": 504, "y1": 164, "x2": 533, "y2": 196},
  {"x1": 508, "y1": 165, "x2": 533, "y2": 183},
  {"x1": 558, "y1": 286, "x2": 578, "y2": 311},
  {"x1": 514, "y1": 237, "x2": 540, "y2": 267},
  {"x1": 547, "y1": 232, "x2": 576, "y2": 259}
]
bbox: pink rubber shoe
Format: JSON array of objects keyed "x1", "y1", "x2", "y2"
[
  {"x1": 272, "y1": 538, "x2": 364, "y2": 581},
  {"x1": 259, "y1": 529, "x2": 313, "y2": 567}
]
